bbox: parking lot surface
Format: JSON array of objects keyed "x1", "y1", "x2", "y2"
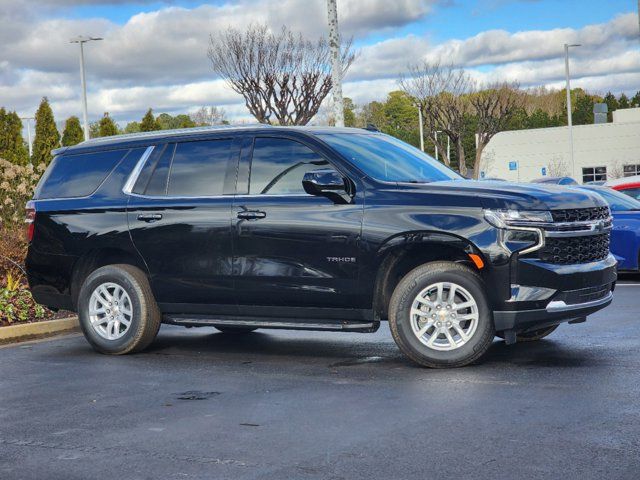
[{"x1": 1, "y1": 280, "x2": 639, "y2": 480}]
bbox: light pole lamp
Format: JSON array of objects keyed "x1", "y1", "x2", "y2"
[
  {"x1": 564, "y1": 43, "x2": 580, "y2": 180},
  {"x1": 70, "y1": 35, "x2": 103, "y2": 141}
]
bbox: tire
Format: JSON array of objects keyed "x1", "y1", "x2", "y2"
[
  {"x1": 213, "y1": 325, "x2": 258, "y2": 334},
  {"x1": 78, "y1": 264, "x2": 161, "y2": 355},
  {"x1": 515, "y1": 325, "x2": 559, "y2": 342},
  {"x1": 388, "y1": 261, "x2": 495, "y2": 368}
]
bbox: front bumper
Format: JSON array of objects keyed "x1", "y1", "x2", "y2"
[
  {"x1": 494, "y1": 290, "x2": 613, "y2": 332},
  {"x1": 492, "y1": 253, "x2": 617, "y2": 333}
]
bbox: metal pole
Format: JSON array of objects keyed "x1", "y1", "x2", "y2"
[
  {"x1": 327, "y1": 0, "x2": 344, "y2": 127},
  {"x1": 418, "y1": 107, "x2": 424, "y2": 152},
  {"x1": 21, "y1": 117, "x2": 34, "y2": 158},
  {"x1": 26, "y1": 119, "x2": 32, "y2": 158},
  {"x1": 447, "y1": 134, "x2": 450, "y2": 161},
  {"x1": 434, "y1": 130, "x2": 439, "y2": 161},
  {"x1": 79, "y1": 42, "x2": 90, "y2": 141},
  {"x1": 564, "y1": 43, "x2": 575, "y2": 180}
]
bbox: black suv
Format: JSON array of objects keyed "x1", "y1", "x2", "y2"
[{"x1": 25, "y1": 126, "x2": 616, "y2": 367}]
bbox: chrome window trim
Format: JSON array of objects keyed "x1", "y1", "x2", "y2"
[{"x1": 122, "y1": 145, "x2": 155, "y2": 195}]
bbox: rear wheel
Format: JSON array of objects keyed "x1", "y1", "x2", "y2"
[
  {"x1": 388, "y1": 262, "x2": 495, "y2": 368},
  {"x1": 78, "y1": 264, "x2": 161, "y2": 354},
  {"x1": 213, "y1": 325, "x2": 258, "y2": 334}
]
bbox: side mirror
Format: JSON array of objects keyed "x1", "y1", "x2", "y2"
[{"x1": 302, "y1": 169, "x2": 352, "y2": 204}]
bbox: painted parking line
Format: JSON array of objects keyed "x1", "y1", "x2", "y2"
[{"x1": 616, "y1": 283, "x2": 640, "y2": 286}]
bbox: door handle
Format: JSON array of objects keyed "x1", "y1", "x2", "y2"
[
  {"x1": 137, "y1": 213, "x2": 163, "y2": 223},
  {"x1": 237, "y1": 210, "x2": 266, "y2": 220}
]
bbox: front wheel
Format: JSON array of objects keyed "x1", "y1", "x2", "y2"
[{"x1": 388, "y1": 262, "x2": 495, "y2": 368}]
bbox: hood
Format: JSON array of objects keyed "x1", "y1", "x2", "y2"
[{"x1": 403, "y1": 180, "x2": 609, "y2": 211}]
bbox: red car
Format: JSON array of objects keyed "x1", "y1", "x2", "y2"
[{"x1": 606, "y1": 175, "x2": 640, "y2": 200}]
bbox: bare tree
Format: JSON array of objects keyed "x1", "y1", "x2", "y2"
[
  {"x1": 190, "y1": 106, "x2": 227, "y2": 126},
  {"x1": 470, "y1": 82, "x2": 523, "y2": 179},
  {"x1": 547, "y1": 155, "x2": 570, "y2": 177},
  {"x1": 208, "y1": 24, "x2": 355, "y2": 126},
  {"x1": 400, "y1": 61, "x2": 475, "y2": 175}
]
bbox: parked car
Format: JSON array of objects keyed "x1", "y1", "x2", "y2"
[
  {"x1": 531, "y1": 176, "x2": 578, "y2": 185},
  {"x1": 577, "y1": 185, "x2": 640, "y2": 271},
  {"x1": 584, "y1": 180, "x2": 606, "y2": 186},
  {"x1": 605, "y1": 175, "x2": 640, "y2": 200},
  {"x1": 26, "y1": 126, "x2": 616, "y2": 368}
]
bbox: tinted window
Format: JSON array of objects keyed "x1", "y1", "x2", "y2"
[
  {"x1": 250, "y1": 138, "x2": 328, "y2": 195},
  {"x1": 37, "y1": 149, "x2": 128, "y2": 199},
  {"x1": 319, "y1": 133, "x2": 460, "y2": 183},
  {"x1": 620, "y1": 187, "x2": 640, "y2": 200},
  {"x1": 143, "y1": 144, "x2": 174, "y2": 196},
  {"x1": 132, "y1": 144, "x2": 167, "y2": 194},
  {"x1": 168, "y1": 140, "x2": 231, "y2": 197}
]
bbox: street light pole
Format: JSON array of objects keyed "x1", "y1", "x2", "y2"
[
  {"x1": 70, "y1": 36, "x2": 103, "y2": 141},
  {"x1": 327, "y1": 0, "x2": 344, "y2": 127},
  {"x1": 20, "y1": 117, "x2": 34, "y2": 158},
  {"x1": 417, "y1": 107, "x2": 424, "y2": 152},
  {"x1": 564, "y1": 43, "x2": 580, "y2": 180}
]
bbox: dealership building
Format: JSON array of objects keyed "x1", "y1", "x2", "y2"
[{"x1": 481, "y1": 107, "x2": 640, "y2": 184}]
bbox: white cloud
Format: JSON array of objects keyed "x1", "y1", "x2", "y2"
[{"x1": 0, "y1": 1, "x2": 637, "y2": 127}]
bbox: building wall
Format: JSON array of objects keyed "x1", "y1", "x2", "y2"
[{"x1": 481, "y1": 113, "x2": 640, "y2": 184}]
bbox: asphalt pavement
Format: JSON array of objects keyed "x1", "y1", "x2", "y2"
[{"x1": 1, "y1": 280, "x2": 640, "y2": 480}]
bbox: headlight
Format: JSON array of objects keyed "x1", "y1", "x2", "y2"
[{"x1": 484, "y1": 209, "x2": 553, "y2": 229}]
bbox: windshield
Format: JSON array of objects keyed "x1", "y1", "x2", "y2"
[
  {"x1": 583, "y1": 187, "x2": 640, "y2": 211},
  {"x1": 318, "y1": 133, "x2": 462, "y2": 183}
]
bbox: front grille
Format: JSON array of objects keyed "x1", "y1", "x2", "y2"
[
  {"x1": 551, "y1": 206, "x2": 610, "y2": 223},
  {"x1": 539, "y1": 232, "x2": 610, "y2": 264}
]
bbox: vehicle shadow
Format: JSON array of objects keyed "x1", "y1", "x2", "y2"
[{"x1": 142, "y1": 325, "x2": 603, "y2": 371}]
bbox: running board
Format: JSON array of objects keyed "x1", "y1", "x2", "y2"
[{"x1": 164, "y1": 315, "x2": 380, "y2": 333}]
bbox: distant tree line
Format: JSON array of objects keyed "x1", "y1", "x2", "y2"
[{"x1": 341, "y1": 86, "x2": 640, "y2": 176}]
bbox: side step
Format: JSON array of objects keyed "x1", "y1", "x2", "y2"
[{"x1": 164, "y1": 315, "x2": 380, "y2": 333}]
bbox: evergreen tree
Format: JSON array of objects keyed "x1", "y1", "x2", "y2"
[
  {"x1": 98, "y1": 112, "x2": 119, "y2": 137},
  {"x1": 632, "y1": 91, "x2": 640, "y2": 108},
  {"x1": 573, "y1": 94, "x2": 594, "y2": 125},
  {"x1": 618, "y1": 93, "x2": 630, "y2": 109},
  {"x1": 343, "y1": 97, "x2": 357, "y2": 127},
  {"x1": 61, "y1": 116, "x2": 84, "y2": 146},
  {"x1": 89, "y1": 121, "x2": 101, "y2": 139},
  {"x1": 0, "y1": 109, "x2": 28, "y2": 164},
  {"x1": 526, "y1": 109, "x2": 554, "y2": 129},
  {"x1": 140, "y1": 109, "x2": 161, "y2": 132},
  {"x1": 603, "y1": 91, "x2": 618, "y2": 122},
  {"x1": 32, "y1": 97, "x2": 60, "y2": 165},
  {"x1": 124, "y1": 121, "x2": 141, "y2": 134}
]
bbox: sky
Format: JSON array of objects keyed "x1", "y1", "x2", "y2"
[{"x1": 0, "y1": 0, "x2": 638, "y2": 127}]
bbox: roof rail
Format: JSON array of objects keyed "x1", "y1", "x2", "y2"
[{"x1": 79, "y1": 123, "x2": 272, "y2": 146}]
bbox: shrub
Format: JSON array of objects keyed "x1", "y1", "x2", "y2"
[
  {"x1": 0, "y1": 158, "x2": 45, "y2": 227},
  {"x1": 0, "y1": 286, "x2": 48, "y2": 325}
]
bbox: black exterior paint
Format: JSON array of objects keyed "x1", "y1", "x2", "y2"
[{"x1": 26, "y1": 126, "x2": 616, "y2": 332}]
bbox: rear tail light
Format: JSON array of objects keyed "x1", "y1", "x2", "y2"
[{"x1": 25, "y1": 201, "x2": 36, "y2": 243}]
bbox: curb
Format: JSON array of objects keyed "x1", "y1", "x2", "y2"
[{"x1": 0, "y1": 317, "x2": 79, "y2": 344}]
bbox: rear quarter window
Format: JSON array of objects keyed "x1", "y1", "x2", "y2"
[{"x1": 35, "y1": 149, "x2": 129, "y2": 199}]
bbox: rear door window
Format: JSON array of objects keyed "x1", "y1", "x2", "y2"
[
  {"x1": 36, "y1": 149, "x2": 129, "y2": 199},
  {"x1": 167, "y1": 139, "x2": 232, "y2": 197},
  {"x1": 133, "y1": 144, "x2": 175, "y2": 196}
]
